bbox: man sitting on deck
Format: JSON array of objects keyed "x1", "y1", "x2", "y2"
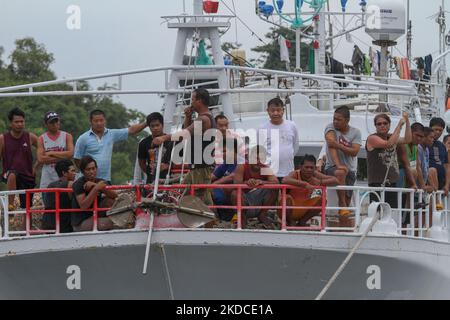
[
  {"x1": 211, "y1": 138, "x2": 239, "y2": 221},
  {"x1": 281, "y1": 155, "x2": 338, "y2": 227},
  {"x1": 71, "y1": 156, "x2": 118, "y2": 232},
  {"x1": 231, "y1": 145, "x2": 279, "y2": 229}
]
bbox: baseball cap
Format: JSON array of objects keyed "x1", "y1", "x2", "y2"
[{"x1": 44, "y1": 111, "x2": 60, "y2": 123}]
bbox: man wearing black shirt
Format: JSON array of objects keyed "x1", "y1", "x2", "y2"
[
  {"x1": 138, "y1": 112, "x2": 172, "y2": 184},
  {"x1": 71, "y1": 155, "x2": 118, "y2": 232},
  {"x1": 42, "y1": 159, "x2": 76, "y2": 233}
]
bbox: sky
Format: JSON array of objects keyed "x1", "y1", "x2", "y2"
[{"x1": 0, "y1": 0, "x2": 448, "y2": 115}]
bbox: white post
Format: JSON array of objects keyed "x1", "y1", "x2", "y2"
[
  {"x1": 163, "y1": 29, "x2": 189, "y2": 131},
  {"x1": 194, "y1": 0, "x2": 203, "y2": 16},
  {"x1": 0, "y1": 196, "x2": 7, "y2": 237},
  {"x1": 210, "y1": 28, "x2": 235, "y2": 128},
  {"x1": 315, "y1": 10, "x2": 329, "y2": 110},
  {"x1": 296, "y1": 28, "x2": 301, "y2": 71}
]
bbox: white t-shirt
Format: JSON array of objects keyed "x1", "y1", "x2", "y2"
[{"x1": 257, "y1": 120, "x2": 299, "y2": 177}]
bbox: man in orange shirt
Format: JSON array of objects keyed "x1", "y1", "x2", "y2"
[{"x1": 281, "y1": 155, "x2": 338, "y2": 226}]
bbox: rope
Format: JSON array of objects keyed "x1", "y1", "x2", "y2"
[
  {"x1": 315, "y1": 208, "x2": 380, "y2": 300},
  {"x1": 219, "y1": 0, "x2": 268, "y2": 45}
]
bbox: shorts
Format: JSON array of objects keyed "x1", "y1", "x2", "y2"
[
  {"x1": 242, "y1": 188, "x2": 275, "y2": 219},
  {"x1": 1, "y1": 170, "x2": 35, "y2": 208},
  {"x1": 325, "y1": 166, "x2": 356, "y2": 198},
  {"x1": 280, "y1": 194, "x2": 322, "y2": 221}
]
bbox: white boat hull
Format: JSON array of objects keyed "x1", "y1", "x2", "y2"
[{"x1": 1, "y1": 229, "x2": 449, "y2": 299}]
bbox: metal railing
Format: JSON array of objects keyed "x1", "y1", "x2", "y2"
[{"x1": 1, "y1": 183, "x2": 450, "y2": 241}]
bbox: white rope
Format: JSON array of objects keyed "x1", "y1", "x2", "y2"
[{"x1": 315, "y1": 208, "x2": 380, "y2": 300}]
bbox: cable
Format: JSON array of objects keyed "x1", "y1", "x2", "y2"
[
  {"x1": 231, "y1": 0, "x2": 239, "y2": 45},
  {"x1": 219, "y1": 0, "x2": 268, "y2": 45}
]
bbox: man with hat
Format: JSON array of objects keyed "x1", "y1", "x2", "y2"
[{"x1": 37, "y1": 111, "x2": 74, "y2": 188}]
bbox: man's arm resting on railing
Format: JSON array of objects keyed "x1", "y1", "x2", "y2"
[
  {"x1": 102, "y1": 186, "x2": 118, "y2": 200},
  {"x1": 282, "y1": 171, "x2": 313, "y2": 189},
  {"x1": 76, "y1": 185, "x2": 101, "y2": 210}
]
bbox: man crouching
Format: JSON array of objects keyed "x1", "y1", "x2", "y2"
[
  {"x1": 71, "y1": 155, "x2": 118, "y2": 232},
  {"x1": 231, "y1": 146, "x2": 279, "y2": 229}
]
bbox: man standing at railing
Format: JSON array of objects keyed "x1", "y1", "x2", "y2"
[
  {"x1": 214, "y1": 114, "x2": 245, "y2": 165},
  {"x1": 37, "y1": 111, "x2": 74, "y2": 189},
  {"x1": 257, "y1": 98, "x2": 299, "y2": 182},
  {"x1": 138, "y1": 112, "x2": 173, "y2": 185},
  {"x1": 74, "y1": 109, "x2": 147, "y2": 184},
  {"x1": 324, "y1": 106, "x2": 361, "y2": 220},
  {"x1": 429, "y1": 118, "x2": 450, "y2": 199},
  {"x1": 153, "y1": 88, "x2": 216, "y2": 206},
  {"x1": 0, "y1": 107, "x2": 39, "y2": 211}
]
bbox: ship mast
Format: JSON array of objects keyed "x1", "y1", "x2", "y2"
[
  {"x1": 406, "y1": 0, "x2": 412, "y2": 66},
  {"x1": 162, "y1": 0, "x2": 235, "y2": 130}
]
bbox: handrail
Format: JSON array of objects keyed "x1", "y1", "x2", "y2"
[
  {"x1": 0, "y1": 88, "x2": 419, "y2": 98},
  {"x1": 0, "y1": 65, "x2": 415, "y2": 93}
]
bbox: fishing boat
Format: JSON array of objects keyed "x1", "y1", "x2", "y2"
[{"x1": 1, "y1": 0, "x2": 450, "y2": 300}]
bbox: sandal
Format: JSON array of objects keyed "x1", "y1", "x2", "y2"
[{"x1": 338, "y1": 209, "x2": 351, "y2": 217}]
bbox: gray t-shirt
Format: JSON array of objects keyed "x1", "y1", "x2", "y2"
[{"x1": 324, "y1": 124, "x2": 362, "y2": 172}]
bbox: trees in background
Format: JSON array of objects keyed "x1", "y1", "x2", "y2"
[
  {"x1": 0, "y1": 38, "x2": 147, "y2": 186},
  {"x1": 251, "y1": 26, "x2": 311, "y2": 71}
]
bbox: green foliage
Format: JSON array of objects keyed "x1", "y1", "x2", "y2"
[
  {"x1": 251, "y1": 26, "x2": 311, "y2": 71},
  {"x1": 0, "y1": 38, "x2": 147, "y2": 185}
]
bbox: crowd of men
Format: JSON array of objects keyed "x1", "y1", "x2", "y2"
[{"x1": 1, "y1": 88, "x2": 450, "y2": 232}]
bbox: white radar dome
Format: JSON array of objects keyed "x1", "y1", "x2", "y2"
[{"x1": 365, "y1": 0, "x2": 406, "y2": 42}]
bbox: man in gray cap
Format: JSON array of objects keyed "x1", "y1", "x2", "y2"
[{"x1": 37, "y1": 111, "x2": 74, "y2": 188}]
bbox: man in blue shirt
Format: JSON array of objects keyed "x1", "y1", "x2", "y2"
[
  {"x1": 211, "y1": 138, "x2": 238, "y2": 221},
  {"x1": 429, "y1": 117, "x2": 450, "y2": 195},
  {"x1": 74, "y1": 109, "x2": 147, "y2": 183}
]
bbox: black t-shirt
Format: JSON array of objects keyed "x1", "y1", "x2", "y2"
[
  {"x1": 42, "y1": 179, "x2": 73, "y2": 233},
  {"x1": 138, "y1": 135, "x2": 172, "y2": 183},
  {"x1": 71, "y1": 176, "x2": 104, "y2": 227}
]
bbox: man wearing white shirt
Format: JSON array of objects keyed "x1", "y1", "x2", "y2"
[{"x1": 257, "y1": 98, "x2": 300, "y2": 181}]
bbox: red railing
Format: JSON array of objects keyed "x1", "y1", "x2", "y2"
[{"x1": 19, "y1": 183, "x2": 327, "y2": 235}]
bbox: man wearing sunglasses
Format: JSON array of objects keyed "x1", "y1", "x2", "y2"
[{"x1": 366, "y1": 112, "x2": 412, "y2": 209}]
